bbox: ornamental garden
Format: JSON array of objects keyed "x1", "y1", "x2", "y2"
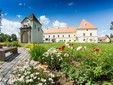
[{"x1": 8, "y1": 42, "x2": 113, "y2": 85}]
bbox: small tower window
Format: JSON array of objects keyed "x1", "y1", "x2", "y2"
[
  {"x1": 68, "y1": 35, "x2": 70, "y2": 37},
  {"x1": 38, "y1": 27, "x2": 40, "y2": 31},
  {"x1": 34, "y1": 24, "x2": 36, "y2": 29}
]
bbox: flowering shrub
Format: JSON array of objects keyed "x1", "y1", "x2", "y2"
[
  {"x1": 9, "y1": 59, "x2": 55, "y2": 85},
  {"x1": 42, "y1": 48, "x2": 69, "y2": 70}
]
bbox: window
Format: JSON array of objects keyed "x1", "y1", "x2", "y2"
[
  {"x1": 45, "y1": 38, "x2": 48, "y2": 41},
  {"x1": 90, "y1": 33, "x2": 92, "y2": 36},
  {"x1": 38, "y1": 27, "x2": 40, "y2": 31},
  {"x1": 69, "y1": 40, "x2": 71, "y2": 42},
  {"x1": 53, "y1": 35, "x2": 55, "y2": 38},
  {"x1": 83, "y1": 39, "x2": 85, "y2": 41},
  {"x1": 62, "y1": 35, "x2": 64, "y2": 37},
  {"x1": 83, "y1": 33, "x2": 85, "y2": 36},
  {"x1": 43, "y1": 35, "x2": 45, "y2": 38},
  {"x1": 58, "y1": 35, "x2": 59, "y2": 37},
  {"x1": 86, "y1": 29, "x2": 88, "y2": 31},
  {"x1": 34, "y1": 24, "x2": 36, "y2": 29},
  {"x1": 90, "y1": 39, "x2": 92, "y2": 42},
  {"x1": 49, "y1": 35, "x2": 50, "y2": 38},
  {"x1": 68, "y1": 35, "x2": 70, "y2": 37},
  {"x1": 74, "y1": 35, "x2": 75, "y2": 36}
]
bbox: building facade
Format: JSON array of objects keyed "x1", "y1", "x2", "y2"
[
  {"x1": 43, "y1": 27, "x2": 77, "y2": 42},
  {"x1": 43, "y1": 19, "x2": 98, "y2": 43},
  {"x1": 19, "y1": 14, "x2": 43, "y2": 43}
]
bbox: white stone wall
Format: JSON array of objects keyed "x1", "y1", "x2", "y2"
[
  {"x1": 43, "y1": 29, "x2": 98, "y2": 43},
  {"x1": 31, "y1": 21, "x2": 43, "y2": 43},
  {"x1": 76, "y1": 29, "x2": 98, "y2": 43},
  {"x1": 43, "y1": 33, "x2": 77, "y2": 42}
]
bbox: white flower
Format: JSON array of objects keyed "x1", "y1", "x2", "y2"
[
  {"x1": 37, "y1": 83, "x2": 43, "y2": 85},
  {"x1": 64, "y1": 53, "x2": 69, "y2": 57},
  {"x1": 25, "y1": 76, "x2": 29, "y2": 79},
  {"x1": 48, "y1": 78, "x2": 53, "y2": 81},
  {"x1": 29, "y1": 79, "x2": 33, "y2": 82},
  {"x1": 33, "y1": 76, "x2": 37, "y2": 79},
  {"x1": 26, "y1": 79, "x2": 30, "y2": 83},
  {"x1": 76, "y1": 46, "x2": 82, "y2": 51},
  {"x1": 30, "y1": 74, "x2": 34, "y2": 78},
  {"x1": 41, "y1": 78, "x2": 46, "y2": 82},
  {"x1": 49, "y1": 73, "x2": 55, "y2": 78},
  {"x1": 36, "y1": 72, "x2": 40, "y2": 75},
  {"x1": 18, "y1": 76, "x2": 24, "y2": 82},
  {"x1": 84, "y1": 46, "x2": 86, "y2": 49}
]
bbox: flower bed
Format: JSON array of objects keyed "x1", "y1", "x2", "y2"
[{"x1": 10, "y1": 43, "x2": 113, "y2": 85}]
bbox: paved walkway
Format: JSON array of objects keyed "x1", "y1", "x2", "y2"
[{"x1": 0, "y1": 48, "x2": 29, "y2": 85}]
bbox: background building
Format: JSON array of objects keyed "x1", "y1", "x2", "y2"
[
  {"x1": 43, "y1": 27, "x2": 77, "y2": 42},
  {"x1": 20, "y1": 14, "x2": 43, "y2": 43},
  {"x1": 76, "y1": 19, "x2": 98, "y2": 43},
  {"x1": 43, "y1": 19, "x2": 98, "y2": 43}
]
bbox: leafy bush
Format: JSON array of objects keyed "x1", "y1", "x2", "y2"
[
  {"x1": 24, "y1": 43, "x2": 34, "y2": 48},
  {"x1": 29, "y1": 44, "x2": 47, "y2": 61},
  {"x1": 61, "y1": 43, "x2": 113, "y2": 85}
]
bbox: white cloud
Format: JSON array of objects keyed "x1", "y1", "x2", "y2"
[
  {"x1": 68, "y1": 2, "x2": 74, "y2": 6},
  {"x1": 17, "y1": 15, "x2": 22, "y2": 18},
  {"x1": 1, "y1": 18, "x2": 21, "y2": 36},
  {"x1": 19, "y1": 3, "x2": 26, "y2": 6},
  {"x1": 39, "y1": 15, "x2": 50, "y2": 25},
  {"x1": 4, "y1": 13, "x2": 7, "y2": 16},
  {"x1": 19, "y1": 3, "x2": 22, "y2": 6},
  {"x1": 53, "y1": 20, "x2": 67, "y2": 27}
]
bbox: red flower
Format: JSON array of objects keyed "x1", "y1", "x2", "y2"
[
  {"x1": 61, "y1": 45, "x2": 65, "y2": 50},
  {"x1": 95, "y1": 48, "x2": 99, "y2": 52},
  {"x1": 56, "y1": 46, "x2": 65, "y2": 50}
]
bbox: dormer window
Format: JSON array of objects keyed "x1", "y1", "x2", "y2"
[{"x1": 84, "y1": 23, "x2": 87, "y2": 26}]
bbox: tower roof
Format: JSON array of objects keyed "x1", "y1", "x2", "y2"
[
  {"x1": 79, "y1": 19, "x2": 96, "y2": 29},
  {"x1": 21, "y1": 13, "x2": 41, "y2": 25}
]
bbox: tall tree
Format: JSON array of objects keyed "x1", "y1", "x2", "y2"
[
  {"x1": 11, "y1": 34, "x2": 17, "y2": 41},
  {"x1": 110, "y1": 21, "x2": 113, "y2": 30}
]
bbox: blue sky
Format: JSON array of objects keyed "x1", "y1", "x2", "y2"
[{"x1": 0, "y1": 0, "x2": 113, "y2": 36}]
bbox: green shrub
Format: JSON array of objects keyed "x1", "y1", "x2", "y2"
[{"x1": 29, "y1": 44, "x2": 47, "y2": 61}]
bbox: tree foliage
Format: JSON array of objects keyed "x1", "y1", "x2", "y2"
[
  {"x1": 110, "y1": 21, "x2": 113, "y2": 30},
  {"x1": 0, "y1": 33, "x2": 17, "y2": 42}
]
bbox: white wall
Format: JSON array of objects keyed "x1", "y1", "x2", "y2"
[
  {"x1": 43, "y1": 32, "x2": 77, "y2": 42},
  {"x1": 76, "y1": 29, "x2": 98, "y2": 43},
  {"x1": 31, "y1": 21, "x2": 43, "y2": 43}
]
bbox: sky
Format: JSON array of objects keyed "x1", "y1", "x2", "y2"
[{"x1": 0, "y1": 0, "x2": 113, "y2": 36}]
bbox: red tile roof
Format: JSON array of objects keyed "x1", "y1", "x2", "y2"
[
  {"x1": 79, "y1": 19, "x2": 96, "y2": 29},
  {"x1": 43, "y1": 27, "x2": 77, "y2": 34}
]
